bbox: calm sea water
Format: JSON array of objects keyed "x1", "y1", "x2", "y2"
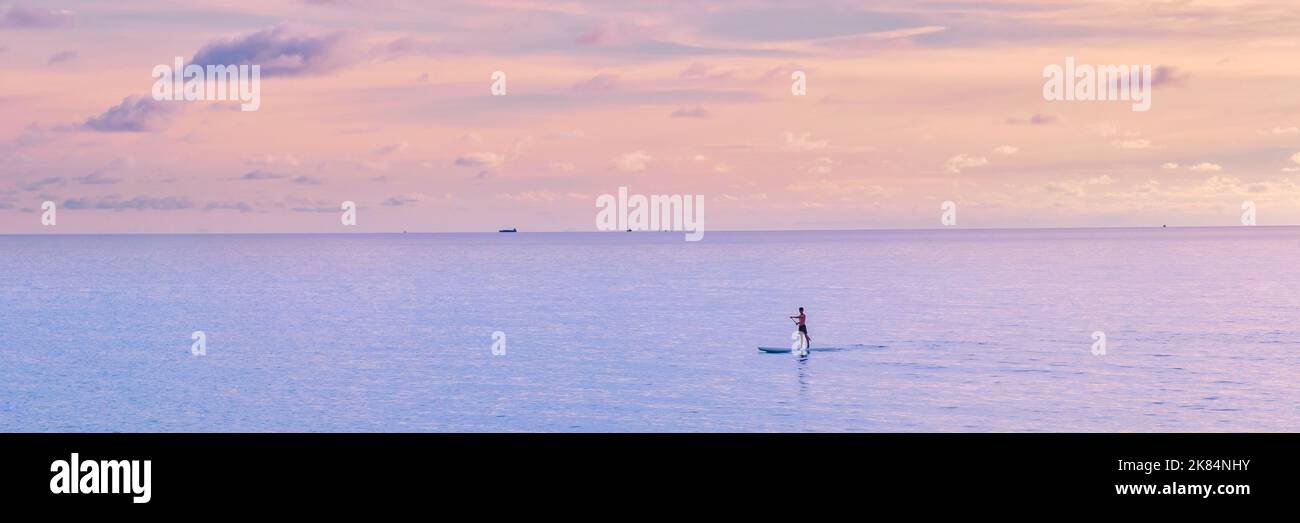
[{"x1": 2, "y1": 228, "x2": 1298, "y2": 432}]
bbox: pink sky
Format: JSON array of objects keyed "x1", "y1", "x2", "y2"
[{"x1": 2, "y1": 0, "x2": 1300, "y2": 233}]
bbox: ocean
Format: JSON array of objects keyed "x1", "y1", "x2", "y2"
[{"x1": 2, "y1": 227, "x2": 1298, "y2": 432}]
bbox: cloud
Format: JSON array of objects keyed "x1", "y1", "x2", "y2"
[
  {"x1": 244, "y1": 153, "x2": 300, "y2": 167},
  {"x1": 373, "y1": 141, "x2": 408, "y2": 155},
  {"x1": 190, "y1": 25, "x2": 358, "y2": 77},
  {"x1": 991, "y1": 145, "x2": 1018, "y2": 155},
  {"x1": 1007, "y1": 113, "x2": 1059, "y2": 126},
  {"x1": 75, "y1": 171, "x2": 120, "y2": 185},
  {"x1": 1038, "y1": 175, "x2": 1114, "y2": 197},
  {"x1": 1284, "y1": 152, "x2": 1300, "y2": 172},
  {"x1": 783, "y1": 131, "x2": 828, "y2": 152},
  {"x1": 1162, "y1": 162, "x2": 1179, "y2": 169},
  {"x1": 455, "y1": 152, "x2": 503, "y2": 168},
  {"x1": 0, "y1": 4, "x2": 74, "y2": 29},
  {"x1": 496, "y1": 190, "x2": 575, "y2": 202},
  {"x1": 22, "y1": 176, "x2": 64, "y2": 192},
  {"x1": 1188, "y1": 162, "x2": 1222, "y2": 172},
  {"x1": 670, "y1": 105, "x2": 710, "y2": 118},
  {"x1": 82, "y1": 95, "x2": 179, "y2": 133},
  {"x1": 1151, "y1": 65, "x2": 1189, "y2": 87},
  {"x1": 238, "y1": 169, "x2": 284, "y2": 180},
  {"x1": 944, "y1": 154, "x2": 988, "y2": 174},
  {"x1": 204, "y1": 201, "x2": 255, "y2": 212},
  {"x1": 861, "y1": 26, "x2": 948, "y2": 40},
  {"x1": 679, "y1": 62, "x2": 712, "y2": 79},
  {"x1": 383, "y1": 193, "x2": 436, "y2": 206},
  {"x1": 575, "y1": 20, "x2": 652, "y2": 47},
  {"x1": 1269, "y1": 126, "x2": 1299, "y2": 135},
  {"x1": 813, "y1": 25, "x2": 948, "y2": 50},
  {"x1": 572, "y1": 73, "x2": 619, "y2": 93},
  {"x1": 786, "y1": 179, "x2": 887, "y2": 197},
  {"x1": 612, "y1": 150, "x2": 651, "y2": 172},
  {"x1": 46, "y1": 50, "x2": 77, "y2": 65},
  {"x1": 808, "y1": 157, "x2": 834, "y2": 175},
  {"x1": 64, "y1": 196, "x2": 195, "y2": 211},
  {"x1": 292, "y1": 175, "x2": 324, "y2": 185},
  {"x1": 1111, "y1": 138, "x2": 1151, "y2": 149}
]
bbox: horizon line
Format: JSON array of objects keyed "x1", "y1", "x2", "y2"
[{"x1": 2, "y1": 224, "x2": 1296, "y2": 237}]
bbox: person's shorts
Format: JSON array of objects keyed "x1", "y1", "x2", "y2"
[{"x1": 798, "y1": 325, "x2": 807, "y2": 333}]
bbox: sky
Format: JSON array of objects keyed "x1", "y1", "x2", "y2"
[{"x1": 2, "y1": 0, "x2": 1300, "y2": 233}]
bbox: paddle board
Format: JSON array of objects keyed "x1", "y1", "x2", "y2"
[{"x1": 757, "y1": 346, "x2": 836, "y2": 353}]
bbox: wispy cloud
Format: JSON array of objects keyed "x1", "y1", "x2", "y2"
[
  {"x1": 64, "y1": 196, "x2": 195, "y2": 211},
  {"x1": 612, "y1": 150, "x2": 651, "y2": 172},
  {"x1": 46, "y1": 50, "x2": 77, "y2": 65},
  {"x1": 455, "y1": 152, "x2": 503, "y2": 168},
  {"x1": 82, "y1": 96, "x2": 179, "y2": 133},
  {"x1": 190, "y1": 25, "x2": 359, "y2": 77},
  {"x1": 670, "y1": 105, "x2": 710, "y2": 118},
  {"x1": 945, "y1": 154, "x2": 988, "y2": 174},
  {"x1": 0, "y1": 4, "x2": 74, "y2": 29},
  {"x1": 238, "y1": 169, "x2": 285, "y2": 181}
]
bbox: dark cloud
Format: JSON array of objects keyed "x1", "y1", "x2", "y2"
[
  {"x1": 204, "y1": 201, "x2": 255, "y2": 212},
  {"x1": 82, "y1": 95, "x2": 179, "y2": 133},
  {"x1": 47, "y1": 50, "x2": 77, "y2": 65},
  {"x1": 0, "y1": 5, "x2": 74, "y2": 29},
  {"x1": 22, "y1": 176, "x2": 64, "y2": 192},
  {"x1": 292, "y1": 175, "x2": 323, "y2": 185},
  {"x1": 190, "y1": 24, "x2": 358, "y2": 77},
  {"x1": 64, "y1": 196, "x2": 195, "y2": 211},
  {"x1": 1151, "y1": 65, "x2": 1188, "y2": 87},
  {"x1": 74, "y1": 171, "x2": 120, "y2": 185},
  {"x1": 372, "y1": 141, "x2": 407, "y2": 155},
  {"x1": 454, "y1": 152, "x2": 502, "y2": 168},
  {"x1": 238, "y1": 169, "x2": 284, "y2": 180}
]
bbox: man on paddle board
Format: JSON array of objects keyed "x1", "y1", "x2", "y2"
[{"x1": 790, "y1": 307, "x2": 810, "y2": 349}]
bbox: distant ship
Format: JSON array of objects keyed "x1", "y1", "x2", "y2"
[{"x1": 498, "y1": 228, "x2": 517, "y2": 233}]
